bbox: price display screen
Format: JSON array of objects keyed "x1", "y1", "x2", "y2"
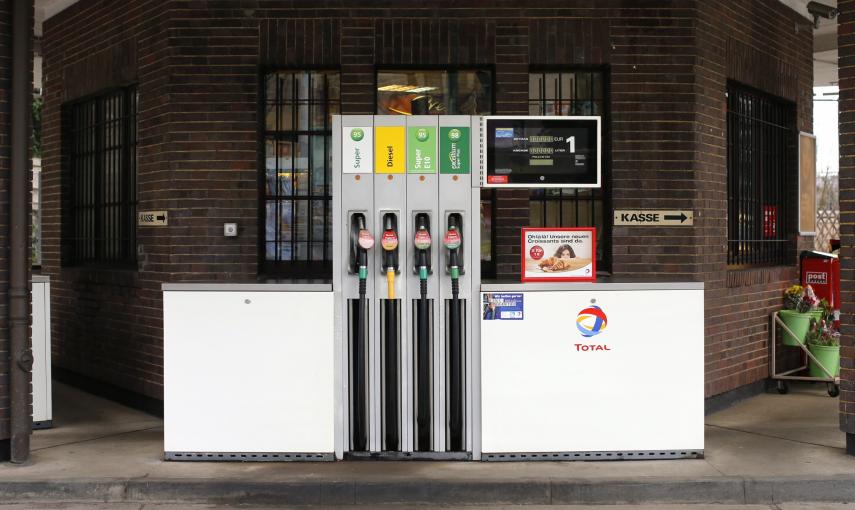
[{"x1": 483, "y1": 116, "x2": 601, "y2": 188}]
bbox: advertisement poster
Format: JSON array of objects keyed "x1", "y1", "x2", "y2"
[
  {"x1": 521, "y1": 227, "x2": 596, "y2": 282},
  {"x1": 482, "y1": 293, "x2": 524, "y2": 321}
]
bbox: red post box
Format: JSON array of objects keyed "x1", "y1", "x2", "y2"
[{"x1": 800, "y1": 250, "x2": 840, "y2": 325}]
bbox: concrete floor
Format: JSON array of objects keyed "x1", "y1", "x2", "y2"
[
  {"x1": 0, "y1": 505, "x2": 853, "y2": 510},
  {"x1": 2, "y1": 382, "x2": 847, "y2": 481},
  {"x1": 0, "y1": 381, "x2": 851, "y2": 506}
]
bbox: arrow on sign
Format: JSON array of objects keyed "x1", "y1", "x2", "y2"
[
  {"x1": 156, "y1": 215, "x2": 166, "y2": 222},
  {"x1": 663, "y1": 213, "x2": 688, "y2": 223}
]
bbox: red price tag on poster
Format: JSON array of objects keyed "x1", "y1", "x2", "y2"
[{"x1": 521, "y1": 228, "x2": 596, "y2": 282}]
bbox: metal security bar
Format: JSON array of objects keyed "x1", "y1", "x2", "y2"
[
  {"x1": 528, "y1": 70, "x2": 610, "y2": 271},
  {"x1": 66, "y1": 86, "x2": 137, "y2": 266},
  {"x1": 727, "y1": 82, "x2": 797, "y2": 267},
  {"x1": 262, "y1": 71, "x2": 340, "y2": 278}
]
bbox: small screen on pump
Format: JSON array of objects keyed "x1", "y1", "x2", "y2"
[{"x1": 483, "y1": 116, "x2": 600, "y2": 188}]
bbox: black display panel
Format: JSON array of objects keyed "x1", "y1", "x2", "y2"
[{"x1": 483, "y1": 116, "x2": 600, "y2": 188}]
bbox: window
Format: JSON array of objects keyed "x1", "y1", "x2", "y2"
[
  {"x1": 262, "y1": 71, "x2": 340, "y2": 277},
  {"x1": 377, "y1": 69, "x2": 492, "y2": 116},
  {"x1": 64, "y1": 86, "x2": 137, "y2": 266},
  {"x1": 727, "y1": 82, "x2": 797, "y2": 267},
  {"x1": 376, "y1": 68, "x2": 496, "y2": 276},
  {"x1": 528, "y1": 70, "x2": 609, "y2": 270}
]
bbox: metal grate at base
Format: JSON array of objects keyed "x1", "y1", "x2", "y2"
[
  {"x1": 483, "y1": 450, "x2": 704, "y2": 461},
  {"x1": 32, "y1": 420, "x2": 53, "y2": 430},
  {"x1": 344, "y1": 451, "x2": 472, "y2": 461},
  {"x1": 165, "y1": 451, "x2": 334, "y2": 462}
]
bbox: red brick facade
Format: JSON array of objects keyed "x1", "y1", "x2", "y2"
[
  {"x1": 42, "y1": 0, "x2": 812, "y2": 403},
  {"x1": 838, "y1": 0, "x2": 855, "y2": 439}
]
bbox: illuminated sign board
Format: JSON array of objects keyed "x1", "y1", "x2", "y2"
[{"x1": 482, "y1": 116, "x2": 601, "y2": 188}]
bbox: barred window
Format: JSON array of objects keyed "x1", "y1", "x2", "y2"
[
  {"x1": 727, "y1": 82, "x2": 797, "y2": 267},
  {"x1": 262, "y1": 71, "x2": 340, "y2": 278},
  {"x1": 64, "y1": 86, "x2": 137, "y2": 266},
  {"x1": 528, "y1": 70, "x2": 609, "y2": 271}
]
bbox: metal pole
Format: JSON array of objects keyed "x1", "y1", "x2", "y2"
[{"x1": 10, "y1": 0, "x2": 34, "y2": 463}]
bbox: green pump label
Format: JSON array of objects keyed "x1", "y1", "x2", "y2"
[
  {"x1": 440, "y1": 127, "x2": 469, "y2": 174},
  {"x1": 407, "y1": 126, "x2": 437, "y2": 174}
]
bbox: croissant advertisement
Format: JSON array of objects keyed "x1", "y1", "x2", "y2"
[{"x1": 521, "y1": 228, "x2": 596, "y2": 282}]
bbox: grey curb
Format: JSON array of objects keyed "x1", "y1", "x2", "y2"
[{"x1": 2, "y1": 476, "x2": 855, "y2": 505}]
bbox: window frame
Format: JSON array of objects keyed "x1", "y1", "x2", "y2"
[
  {"x1": 374, "y1": 65, "x2": 496, "y2": 117},
  {"x1": 527, "y1": 66, "x2": 612, "y2": 273},
  {"x1": 726, "y1": 80, "x2": 798, "y2": 268},
  {"x1": 258, "y1": 68, "x2": 341, "y2": 279},
  {"x1": 61, "y1": 85, "x2": 138, "y2": 268}
]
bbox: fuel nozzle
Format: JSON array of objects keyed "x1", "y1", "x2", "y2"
[
  {"x1": 444, "y1": 214, "x2": 463, "y2": 280},
  {"x1": 353, "y1": 215, "x2": 374, "y2": 282},
  {"x1": 414, "y1": 213, "x2": 432, "y2": 280},
  {"x1": 380, "y1": 213, "x2": 399, "y2": 299}
]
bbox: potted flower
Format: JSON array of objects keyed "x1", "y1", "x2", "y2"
[
  {"x1": 806, "y1": 318, "x2": 840, "y2": 378},
  {"x1": 779, "y1": 284, "x2": 819, "y2": 346}
]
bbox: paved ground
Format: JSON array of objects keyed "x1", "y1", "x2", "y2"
[
  {"x1": 0, "y1": 382, "x2": 852, "y2": 505},
  {"x1": 0, "y1": 505, "x2": 854, "y2": 509}
]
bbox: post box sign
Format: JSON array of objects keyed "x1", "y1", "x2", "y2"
[
  {"x1": 342, "y1": 126, "x2": 373, "y2": 174},
  {"x1": 521, "y1": 227, "x2": 596, "y2": 282}
]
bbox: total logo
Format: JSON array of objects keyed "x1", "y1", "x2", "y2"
[{"x1": 574, "y1": 304, "x2": 610, "y2": 352}]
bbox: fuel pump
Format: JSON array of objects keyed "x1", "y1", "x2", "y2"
[
  {"x1": 380, "y1": 213, "x2": 400, "y2": 450},
  {"x1": 349, "y1": 213, "x2": 374, "y2": 452},
  {"x1": 443, "y1": 214, "x2": 464, "y2": 451},
  {"x1": 413, "y1": 213, "x2": 433, "y2": 451}
]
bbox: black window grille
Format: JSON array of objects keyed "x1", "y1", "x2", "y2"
[
  {"x1": 64, "y1": 86, "x2": 137, "y2": 266},
  {"x1": 727, "y1": 82, "x2": 797, "y2": 267},
  {"x1": 528, "y1": 70, "x2": 610, "y2": 271},
  {"x1": 262, "y1": 71, "x2": 340, "y2": 278}
]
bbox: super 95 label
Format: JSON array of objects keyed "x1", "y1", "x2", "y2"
[{"x1": 482, "y1": 293, "x2": 524, "y2": 320}]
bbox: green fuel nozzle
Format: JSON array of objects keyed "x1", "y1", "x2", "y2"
[
  {"x1": 444, "y1": 215, "x2": 463, "y2": 280},
  {"x1": 414, "y1": 214, "x2": 432, "y2": 280},
  {"x1": 356, "y1": 228, "x2": 374, "y2": 279}
]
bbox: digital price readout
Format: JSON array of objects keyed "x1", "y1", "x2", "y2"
[{"x1": 482, "y1": 116, "x2": 601, "y2": 188}]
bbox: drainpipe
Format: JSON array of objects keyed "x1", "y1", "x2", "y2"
[{"x1": 9, "y1": 0, "x2": 33, "y2": 463}]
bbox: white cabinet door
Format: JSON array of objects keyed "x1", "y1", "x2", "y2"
[{"x1": 164, "y1": 291, "x2": 335, "y2": 454}]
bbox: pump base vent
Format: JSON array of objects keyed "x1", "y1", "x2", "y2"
[
  {"x1": 165, "y1": 451, "x2": 333, "y2": 462},
  {"x1": 483, "y1": 450, "x2": 703, "y2": 461}
]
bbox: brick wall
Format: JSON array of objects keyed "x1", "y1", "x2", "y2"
[
  {"x1": 839, "y1": 0, "x2": 855, "y2": 438},
  {"x1": 0, "y1": 0, "x2": 11, "y2": 444},
  {"x1": 696, "y1": 0, "x2": 813, "y2": 396},
  {"x1": 41, "y1": 0, "x2": 812, "y2": 402},
  {"x1": 42, "y1": 0, "x2": 170, "y2": 399}
]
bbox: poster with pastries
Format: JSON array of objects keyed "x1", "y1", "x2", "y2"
[{"x1": 521, "y1": 227, "x2": 596, "y2": 282}]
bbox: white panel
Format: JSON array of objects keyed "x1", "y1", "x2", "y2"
[
  {"x1": 31, "y1": 281, "x2": 51, "y2": 423},
  {"x1": 480, "y1": 289, "x2": 704, "y2": 453},
  {"x1": 164, "y1": 291, "x2": 335, "y2": 453}
]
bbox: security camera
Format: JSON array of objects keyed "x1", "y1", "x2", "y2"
[{"x1": 807, "y1": 1, "x2": 839, "y2": 28}]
